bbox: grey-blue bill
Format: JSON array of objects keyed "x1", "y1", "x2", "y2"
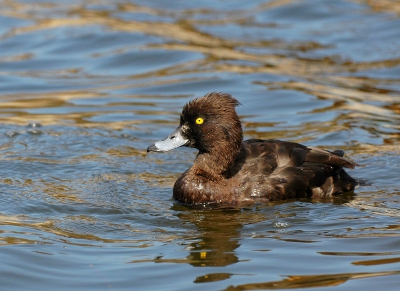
[{"x1": 147, "y1": 126, "x2": 189, "y2": 152}]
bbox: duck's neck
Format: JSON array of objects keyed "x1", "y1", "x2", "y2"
[{"x1": 193, "y1": 141, "x2": 242, "y2": 182}]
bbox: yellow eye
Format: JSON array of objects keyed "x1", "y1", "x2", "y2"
[{"x1": 196, "y1": 117, "x2": 204, "y2": 125}]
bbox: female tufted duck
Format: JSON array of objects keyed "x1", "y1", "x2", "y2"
[{"x1": 147, "y1": 92, "x2": 357, "y2": 207}]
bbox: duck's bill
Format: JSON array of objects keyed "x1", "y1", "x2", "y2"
[{"x1": 147, "y1": 126, "x2": 189, "y2": 152}]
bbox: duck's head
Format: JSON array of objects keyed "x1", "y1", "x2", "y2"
[{"x1": 147, "y1": 92, "x2": 243, "y2": 156}]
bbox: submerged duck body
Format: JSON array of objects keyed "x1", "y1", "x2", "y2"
[{"x1": 147, "y1": 92, "x2": 357, "y2": 207}]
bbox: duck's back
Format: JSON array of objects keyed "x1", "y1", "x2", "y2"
[{"x1": 232, "y1": 139, "x2": 357, "y2": 201}]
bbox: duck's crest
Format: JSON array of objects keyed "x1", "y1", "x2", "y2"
[{"x1": 183, "y1": 92, "x2": 241, "y2": 118}]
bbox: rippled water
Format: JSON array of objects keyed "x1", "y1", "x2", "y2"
[{"x1": 1, "y1": 0, "x2": 400, "y2": 290}]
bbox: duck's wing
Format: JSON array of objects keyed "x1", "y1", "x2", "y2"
[
  {"x1": 239, "y1": 139, "x2": 357, "y2": 200},
  {"x1": 305, "y1": 146, "x2": 358, "y2": 169},
  {"x1": 244, "y1": 139, "x2": 357, "y2": 169}
]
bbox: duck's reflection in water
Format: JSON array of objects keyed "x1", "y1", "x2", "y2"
[
  {"x1": 176, "y1": 208, "x2": 244, "y2": 268},
  {"x1": 173, "y1": 195, "x2": 356, "y2": 284}
]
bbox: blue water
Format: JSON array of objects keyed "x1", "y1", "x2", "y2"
[{"x1": 0, "y1": 0, "x2": 400, "y2": 290}]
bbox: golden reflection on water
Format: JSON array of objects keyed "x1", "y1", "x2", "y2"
[
  {"x1": 353, "y1": 257, "x2": 400, "y2": 266},
  {"x1": 224, "y1": 270, "x2": 400, "y2": 290},
  {"x1": 353, "y1": 0, "x2": 400, "y2": 14}
]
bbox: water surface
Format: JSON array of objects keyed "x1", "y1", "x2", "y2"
[{"x1": 1, "y1": 0, "x2": 400, "y2": 290}]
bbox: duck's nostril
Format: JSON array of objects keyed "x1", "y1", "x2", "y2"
[{"x1": 170, "y1": 135, "x2": 175, "y2": 139}]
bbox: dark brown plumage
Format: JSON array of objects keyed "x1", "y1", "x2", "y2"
[{"x1": 147, "y1": 92, "x2": 358, "y2": 208}]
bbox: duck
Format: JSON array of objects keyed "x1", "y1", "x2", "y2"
[{"x1": 147, "y1": 92, "x2": 358, "y2": 208}]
